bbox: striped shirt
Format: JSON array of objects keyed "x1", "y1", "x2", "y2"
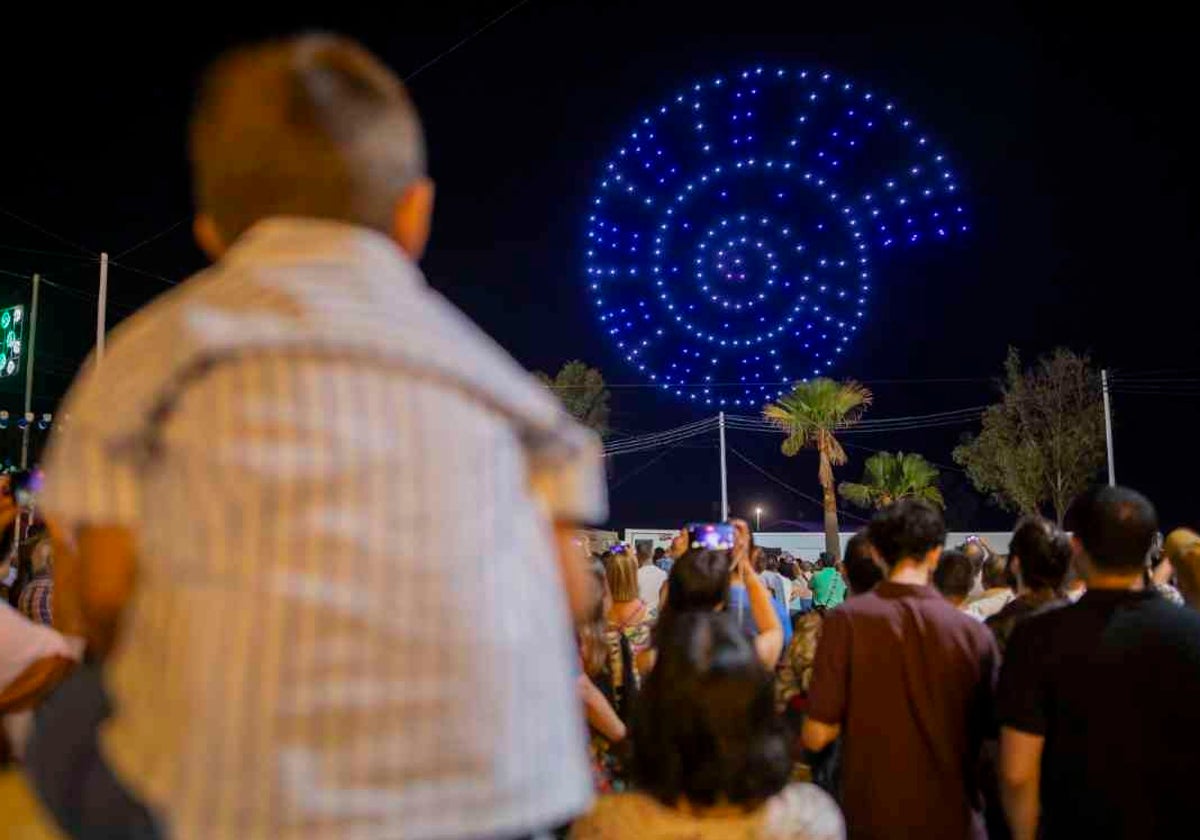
[{"x1": 40, "y1": 218, "x2": 607, "y2": 839}]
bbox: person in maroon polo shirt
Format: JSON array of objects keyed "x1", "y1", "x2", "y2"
[{"x1": 803, "y1": 499, "x2": 998, "y2": 840}]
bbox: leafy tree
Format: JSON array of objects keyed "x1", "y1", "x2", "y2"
[
  {"x1": 535, "y1": 360, "x2": 611, "y2": 437},
  {"x1": 764, "y1": 378, "x2": 873, "y2": 558},
  {"x1": 953, "y1": 348, "x2": 1106, "y2": 524},
  {"x1": 839, "y1": 451, "x2": 945, "y2": 510}
]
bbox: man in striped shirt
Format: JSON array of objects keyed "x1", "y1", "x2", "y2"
[{"x1": 35, "y1": 34, "x2": 606, "y2": 839}]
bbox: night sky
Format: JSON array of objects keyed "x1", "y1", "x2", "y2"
[{"x1": 1, "y1": 4, "x2": 1197, "y2": 532}]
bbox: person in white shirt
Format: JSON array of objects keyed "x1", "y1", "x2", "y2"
[
  {"x1": 636, "y1": 543, "x2": 668, "y2": 607},
  {"x1": 964, "y1": 552, "x2": 1015, "y2": 621},
  {"x1": 33, "y1": 34, "x2": 605, "y2": 840}
]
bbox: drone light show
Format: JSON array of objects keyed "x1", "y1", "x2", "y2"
[{"x1": 584, "y1": 66, "x2": 968, "y2": 407}]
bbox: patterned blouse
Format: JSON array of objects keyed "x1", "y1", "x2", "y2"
[
  {"x1": 605, "y1": 601, "x2": 657, "y2": 703},
  {"x1": 776, "y1": 612, "x2": 823, "y2": 714},
  {"x1": 18, "y1": 573, "x2": 54, "y2": 627}
]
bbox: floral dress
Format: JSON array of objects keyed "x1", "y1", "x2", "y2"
[{"x1": 588, "y1": 601, "x2": 656, "y2": 793}]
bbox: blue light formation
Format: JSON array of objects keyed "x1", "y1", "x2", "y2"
[{"x1": 584, "y1": 66, "x2": 968, "y2": 406}]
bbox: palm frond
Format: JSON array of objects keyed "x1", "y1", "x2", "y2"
[{"x1": 838, "y1": 481, "x2": 877, "y2": 509}]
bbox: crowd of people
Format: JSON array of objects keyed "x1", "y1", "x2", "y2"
[
  {"x1": 2, "y1": 31, "x2": 1200, "y2": 840},
  {"x1": 572, "y1": 489, "x2": 1200, "y2": 839}
]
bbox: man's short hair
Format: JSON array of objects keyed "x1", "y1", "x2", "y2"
[
  {"x1": 191, "y1": 34, "x2": 426, "y2": 243},
  {"x1": 843, "y1": 531, "x2": 883, "y2": 595},
  {"x1": 1073, "y1": 485, "x2": 1159, "y2": 573},
  {"x1": 636, "y1": 543, "x2": 653, "y2": 565},
  {"x1": 866, "y1": 499, "x2": 947, "y2": 569},
  {"x1": 933, "y1": 550, "x2": 975, "y2": 600}
]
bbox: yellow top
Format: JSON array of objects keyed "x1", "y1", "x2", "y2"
[
  {"x1": 0, "y1": 770, "x2": 67, "y2": 840},
  {"x1": 570, "y1": 784, "x2": 844, "y2": 840}
]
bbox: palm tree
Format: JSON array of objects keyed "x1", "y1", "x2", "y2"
[
  {"x1": 763, "y1": 378, "x2": 873, "y2": 559},
  {"x1": 839, "y1": 451, "x2": 945, "y2": 510}
]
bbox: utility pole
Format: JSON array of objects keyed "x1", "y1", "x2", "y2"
[
  {"x1": 1101, "y1": 368, "x2": 1116, "y2": 486},
  {"x1": 96, "y1": 251, "x2": 109, "y2": 361},
  {"x1": 21, "y1": 274, "x2": 40, "y2": 468},
  {"x1": 718, "y1": 411, "x2": 729, "y2": 521}
]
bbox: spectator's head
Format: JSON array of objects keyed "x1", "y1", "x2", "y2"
[
  {"x1": 961, "y1": 540, "x2": 988, "y2": 576},
  {"x1": 1165, "y1": 529, "x2": 1200, "y2": 607},
  {"x1": 843, "y1": 532, "x2": 883, "y2": 595},
  {"x1": 665, "y1": 548, "x2": 732, "y2": 613},
  {"x1": 1164, "y1": 528, "x2": 1199, "y2": 566},
  {"x1": 1071, "y1": 486, "x2": 1158, "y2": 578},
  {"x1": 1174, "y1": 542, "x2": 1200, "y2": 610},
  {"x1": 669, "y1": 528, "x2": 690, "y2": 559},
  {"x1": 751, "y1": 545, "x2": 766, "y2": 574},
  {"x1": 933, "y1": 550, "x2": 975, "y2": 606},
  {"x1": 1008, "y1": 517, "x2": 1072, "y2": 593},
  {"x1": 980, "y1": 551, "x2": 1012, "y2": 591},
  {"x1": 27, "y1": 534, "x2": 53, "y2": 575},
  {"x1": 190, "y1": 34, "x2": 431, "y2": 258},
  {"x1": 866, "y1": 499, "x2": 947, "y2": 571},
  {"x1": 605, "y1": 545, "x2": 640, "y2": 603},
  {"x1": 653, "y1": 547, "x2": 666, "y2": 563},
  {"x1": 636, "y1": 542, "x2": 653, "y2": 568},
  {"x1": 817, "y1": 551, "x2": 836, "y2": 569},
  {"x1": 579, "y1": 560, "x2": 609, "y2": 679},
  {"x1": 632, "y1": 611, "x2": 790, "y2": 810},
  {"x1": 778, "y1": 556, "x2": 797, "y2": 581}
]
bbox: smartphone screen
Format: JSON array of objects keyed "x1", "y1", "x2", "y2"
[{"x1": 687, "y1": 522, "x2": 735, "y2": 551}]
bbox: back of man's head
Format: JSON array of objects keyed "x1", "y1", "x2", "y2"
[
  {"x1": 933, "y1": 550, "x2": 975, "y2": 602},
  {"x1": 843, "y1": 532, "x2": 883, "y2": 595},
  {"x1": 1074, "y1": 485, "x2": 1158, "y2": 574},
  {"x1": 867, "y1": 499, "x2": 947, "y2": 569},
  {"x1": 636, "y1": 543, "x2": 653, "y2": 567},
  {"x1": 191, "y1": 34, "x2": 427, "y2": 246}
]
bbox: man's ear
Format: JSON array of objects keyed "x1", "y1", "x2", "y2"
[
  {"x1": 194, "y1": 214, "x2": 227, "y2": 261},
  {"x1": 391, "y1": 177, "x2": 436, "y2": 259}
]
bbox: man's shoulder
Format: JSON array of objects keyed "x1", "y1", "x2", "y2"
[{"x1": 1135, "y1": 595, "x2": 1200, "y2": 640}]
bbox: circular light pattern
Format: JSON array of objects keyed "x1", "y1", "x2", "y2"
[{"x1": 584, "y1": 66, "x2": 968, "y2": 407}]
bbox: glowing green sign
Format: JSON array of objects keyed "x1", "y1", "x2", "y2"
[{"x1": 0, "y1": 305, "x2": 23, "y2": 378}]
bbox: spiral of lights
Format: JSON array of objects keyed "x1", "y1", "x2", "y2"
[{"x1": 584, "y1": 66, "x2": 968, "y2": 407}]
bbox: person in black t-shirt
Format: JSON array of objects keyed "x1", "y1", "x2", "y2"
[{"x1": 997, "y1": 486, "x2": 1200, "y2": 840}]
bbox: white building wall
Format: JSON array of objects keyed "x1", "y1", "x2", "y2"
[{"x1": 623, "y1": 527, "x2": 1012, "y2": 560}]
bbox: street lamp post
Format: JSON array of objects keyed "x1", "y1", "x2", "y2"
[{"x1": 755, "y1": 506, "x2": 763, "y2": 531}]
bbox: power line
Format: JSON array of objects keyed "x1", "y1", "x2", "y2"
[
  {"x1": 726, "y1": 445, "x2": 869, "y2": 523},
  {"x1": 113, "y1": 218, "x2": 188, "y2": 259},
  {"x1": 0, "y1": 243, "x2": 98, "y2": 262},
  {"x1": 108, "y1": 258, "x2": 178, "y2": 287},
  {"x1": 604, "y1": 417, "x2": 718, "y2": 456},
  {"x1": 609, "y1": 440, "x2": 690, "y2": 491},
  {"x1": 403, "y1": 0, "x2": 534, "y2": 81},
  {"x1": 727, "y1": 405, "x2": 986, "y2": 430},
  {"x1": 0, "y1": 205, "x2": 96, "y2": 257},
  {"x1": 841, "y1": 440, "x2": 968, "y2": 475}
]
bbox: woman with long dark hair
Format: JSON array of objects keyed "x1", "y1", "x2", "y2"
[{"x1": 571, "y1": 611, "x2": 843, "y2": 838}]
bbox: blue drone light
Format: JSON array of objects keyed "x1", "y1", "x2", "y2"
[{"x1": 584, "y1": 66, "x2": 968, "y2": 407}]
